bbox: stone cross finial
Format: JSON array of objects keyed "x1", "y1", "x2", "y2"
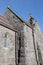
[
  {"x1": 29, "y1": 15, "x2": 34, "y2": 25},
  {"x1": 29, "y1": 15, "x2": 36, "y2": 28},
  {"x1": 7, "y1": 5, "x2": 10, "y2": 8}
]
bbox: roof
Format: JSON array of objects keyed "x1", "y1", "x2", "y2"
[{"x1": 0, "y1": 15, "x2": 17, "y2": 32}]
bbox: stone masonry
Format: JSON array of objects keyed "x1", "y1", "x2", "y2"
[{"x1": 0, "y1": 7, "x2": 43, "y2": 65}]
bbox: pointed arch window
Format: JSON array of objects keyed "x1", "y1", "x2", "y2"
[{"x1": 4, "y1": 32, "x2": 8, "y2": 48}]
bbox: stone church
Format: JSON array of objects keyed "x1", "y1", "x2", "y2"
[{"x1": 0, "y1": 7, "x2": 43, "y2": 65}]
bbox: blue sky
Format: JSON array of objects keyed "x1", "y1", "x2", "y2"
[{"x1": 0, "y1": 0, "x2": 43, "y2": 32}]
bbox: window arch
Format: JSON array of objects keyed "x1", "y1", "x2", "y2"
[{"x1": 3, "y1": 32, "x2": 8, "y2": 48}]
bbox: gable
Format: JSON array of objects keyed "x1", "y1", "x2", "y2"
[
  {"x1": 4, "y1": 7, "x2": 24, "y2": 31},
  {"x1": 4, "y1": 7, "x2": 31, "y2": 31}
]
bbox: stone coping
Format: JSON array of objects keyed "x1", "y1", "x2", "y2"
[{"x1": 0, "y1": 15, "x2": 17, "y2": 33}]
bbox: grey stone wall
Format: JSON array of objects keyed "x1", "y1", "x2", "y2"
[
  {"x1": 34, "y1": 22, "x2": 43, "y2": 65},
  {"x1": 23, "y1": 24, "x2": 37, "y2": 65},
  {"x1": 0, "y1": 25, "x2": 16, "y2": 65}
]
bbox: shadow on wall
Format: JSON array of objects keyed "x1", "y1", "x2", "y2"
[
  {"x1": 15, "y1": 23, "x2": 26, "y2": 65},
  {"x1": 37, "y1": 42, "x2": 43, "y2": 65}
]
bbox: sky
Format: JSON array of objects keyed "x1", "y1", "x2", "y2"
[{"x1": 0, "y1": 0, "x2": 43, "y2": 32}]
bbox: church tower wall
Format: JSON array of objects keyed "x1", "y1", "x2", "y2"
[
  {"x1": 34, "y1": 22, "x2": 43, "y2": 65},
  {"x1": 23, "y1": 24, "x2": 37, "y2": 65}
]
